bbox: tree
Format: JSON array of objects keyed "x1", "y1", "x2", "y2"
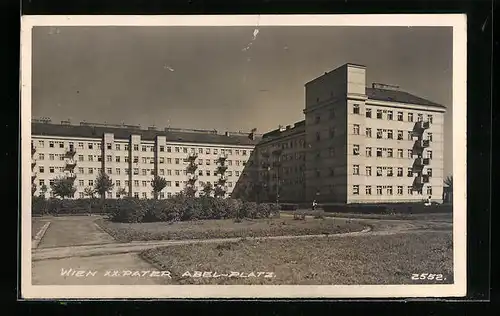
[
  {"x1": 94, "y1": 171, "x2": 114, "y2": 202},
  {"x1": 202, "y1": 182, "x2": 213, "y2": 197},
  {"x1": 214, "y1": 185, "x2": 226, "y2": 198},
  {"x1": 444, "y1": 175, "x2": 453, "y2": 189},
  {"x1": 39, "y1": 184, "x2": 48, "y2": 198},
  {"x1": 51, "y1": 177, "x2": 77, "y2": 199},
  {"x1": 116, "y1": 187, "x2": 127, "y2": 198},
  {"x1": 150, "y1": 175, "x2": 167, "y2": 199},
  {"x1": 183, "y1": 185, "x2": 197, "y2": 197},
  {"x1": 84, "y1": 186, "x2": 96, "y2": 198}
]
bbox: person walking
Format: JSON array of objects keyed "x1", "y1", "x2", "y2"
[{"x1": 312, "y1": 199, "x2": 317, "y2": 211}]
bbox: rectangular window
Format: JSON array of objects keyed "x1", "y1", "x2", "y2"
[
  {"x1": 366, "y1": 147, "x2": 372, "y2": 157},
  {"x1": 49, "y1": 154, "x2": 54, "y2": 161},
  {"x1": 376, "y1": 109, "x2": 383, "y2": 119},
  {"x1": 387, "y1": 111, "x2": 393, "y2": 120},
  {"x1": 397, "y1": 112, "x2": 403, "y2": 121},
  {"x1": 115, "y1": 156, "x2": 120, "y2": 163},
  {"x1": 134, "y1": 192, "x2": 139, "y2": 198},
  {"x1": 353, "y1": 165, "x2": 360, "y2": 175},
  {"x1": 124, "y1": 156, "x2": 129, "y2": 163},
  {"x1": 78, "y1": 167, "x2": 84, "y2": 174},
  {"x1": 38, "y1": 153, "x2": 44, "y2": 160},
  {"x1": 417, "y1": 113, "x2": 423, "y2": 122},
  {"x1": 115, "y1": 144, "x2": 120, "y2": 151},
  {"x1": 116, "y1": 168, "x2": 120, "y2": 175},
  {"x1": 159, "y1": 157, "x2": 165, "y2": 164},
  {"x1": 387, "y1": 167, "x2": 393, "y2": 177},
  {"x1": 397, "y1": 167, "x2": 403, "y2": 177},
  {"x1": 133, "y1": 168, "x2": 139, "y2": 175},
  {"x1": 49, "y1": 167, "x2": 54, "y2": 173},
  {"x1": 142, "y1": 169, "x2": 147, "y2": 176},
  {"x1": 89, "y1": 168, "x2": 94, "y2": 174},
  {"x1": 427, "y1": 150, "x2": 433, "y2": 159},
  {"x1": 106, "y1": 168, "x2": 112, "y2": 174},
  {"x1": 376, "y1": 148, "x2": 383, "y2": 157},
  {"x1": 353, "y1": 124, "x2": 360, "y2": 135},
  {"x1": 366, "y1": 166, "x2": 372, "y2": 176},
  {"x1": 124, "y1": 144, "x2": 129, "y2": 151},
  {"x1": 107, "y1": 155, "x2": 112, "y2": 162},
  {"x1": 427, "y1": 186, "x2": 433, "y2": 195},
  {"x1": 397, "y1": 186, "x2": 404, "y2": 195},
  {"x1": 387, "y1": 130, "x2": 393, "y2": 139},
  {"x1": 377, "y1": 129, "x2": 383, "y2": 139},
  {"x1": 365, "y1": 186, "x2": 372, "y2": 195},
  {"x1": 353, "y1": 185, "x2": 359, "y2": 195},
  {"x1": 78, "y1": 180, "x2": 84, "y2": 186},
  {"x1": 427, "y1": 132, "x2": 433, "y2": 142},
  {"x1": 353, "y1": 104, "x2": 360, "y2": 114},
  {"x1": 365, "y1": 108, "x2": 372, "y2": 118},
  {"x1": 408, "y1": 113, "x2": 414, "y2": 122},
  {"x1": 387, "y1": 148, "x2": 393, "y2": 158},
  {"x1": 133, "y1": 144, "x2": 139, "y2": 151},
  {"x1": 427, "y1": 168, "x2": 433, "y2": 177},
  {"x1": 387, "y1": 186, "x2": 393, "y2": 195},
  {"x1": 376, "y1": 167, "x2": 383, "y2": 176},
  {"x1": 160, "y1": 146, "x2": 165, "y2": 152},
  {"x1": 142, "y1": 192, "x2": 147, "y2": 198},
  {"x1": 397, "y1": 130, "x2": 404, "y2": 140},
  {"x1": 397, "y1": 149, "x2": 404, "y2": 158},
  {"x1": 142, "y1": 146, "x2": 147, "y2": 152},
  {"x1": 407, "y1": 168, "x2": 413, "y2": 177},
  {"x1": 428, "y1": 115, "x2": 433, "y2": 124},
  {"x1": 408, "y1": 131, "x2": 414, "y2": 141},
  {"x1": 352, "y1": 145, "x2": 360, "y2": 155},
  {"x1": 408, "y1": 186, "x2": 413, "y2": 195},
  {"x1": 134, "y1": 180, "x2": 139, "y2": 187},
  {"x1": 408, "y1": 149, "x2": 413, "y2": 158},
  {"x1": 376, "y1": 186, "x2": 383, "y2": 195},
  {"x1": 365, "y1": 128, "x2": 372, "y2": 138}
]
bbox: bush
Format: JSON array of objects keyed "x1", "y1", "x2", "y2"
[
  {"x1": 109, "y1": 198, "x2": 147, "y2": 223},
  {"x1": 256, "y1": 203, "x2": 271, "y2": 219},
  {"x1": 241, "y1": 201, "x2": 259, "y2": 219}
]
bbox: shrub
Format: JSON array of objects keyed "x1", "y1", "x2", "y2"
[
  {"x1": 241, "y1": 201, "x2": 259, "y2": 219},
  {"x1": 109, "y1": 198, "x2": 147, "y2": 223},
  {"x1": 256, "y1": 203, "x2": 271, "y2": 219},
  {"x1": 293, "y1": 210, "x2": 306, "y2": 220}
]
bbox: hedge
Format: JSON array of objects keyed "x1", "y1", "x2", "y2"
[{"x1": 322, "y1": 203, "x2": 452, "y2": 214}]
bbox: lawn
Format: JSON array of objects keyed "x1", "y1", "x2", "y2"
[
  {"x1": 96, "y1": 217, "x2": 366, "y2": 242},
  {"x1": 32, "y1": 218, "x2": 48, "y2": 240},
  {"x1": 282, "y1": 211, "x2": 453, "y2": 222},
  {"x1": 140, "y1": 231, "x2": 453, "y2": 285}
]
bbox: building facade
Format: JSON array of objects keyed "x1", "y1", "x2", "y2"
[
  {"x1": 31, "y1": 63, "x2": 446, "y2": 204},
  {"x1": 31, "y1": 121, "x2": 259, "y2": 199}
]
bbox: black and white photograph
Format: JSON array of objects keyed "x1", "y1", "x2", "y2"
[{"x1": 20, "y1": 15, "x2": 467, "y2": 299}]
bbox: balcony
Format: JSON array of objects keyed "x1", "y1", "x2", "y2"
[
  {"x1": 217, "y1": 165, "x2": 228, "y2": 175},
  {"x1": 423, "y1": 158, "x2": 430, "y2": 165},
  {"x1": 65, "y1": 147, "x2": 77, "y2": 158},
  {"x1": 186, "y1": 162, "x2": 198, "y2": 174},
  {"x1": 31, "y1": 173, "x2": 36, "y2": 182},
  {"x1": 187, "y1": 152, "x2": 198, "y2": 161},
  {"x1": 413, "y1": 120, "x2": 431, "y2": 132},
  {"x1": 422, "y1": 174, "x2": 430, "y2": 183},
  {"x1": 64, "y1": 160, "x2": 77, "y2": 171},
  {"x1": 31, "y1": 161, "x2": 36, "y2": 170},
  {"x1": 217, "y1": 154, "x2": 228, "y2": 164},
  {"x1": 422, "y1": 139, "x2": 430, "y2": 147},
  {"x1": 31, "y1": 146, "x2": 36, "y2": 157}
]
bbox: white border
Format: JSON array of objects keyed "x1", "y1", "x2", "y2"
[{"x1": 20, "y1": 14, "x2": 467, "y2": 299}]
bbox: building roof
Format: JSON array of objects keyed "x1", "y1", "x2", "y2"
[
  {"x1": 366, "y1": 87, "x2": 446, "y2": 109},
  {"x1": 32, "y1": 122, "x2": 261, "y2": 146}
]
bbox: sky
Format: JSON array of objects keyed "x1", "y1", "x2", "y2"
[{"x1": 32, "y1": 25, "x2": 453, "y2": 177}]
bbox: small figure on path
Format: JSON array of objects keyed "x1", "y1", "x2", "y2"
[{"x1": 312, "y1": 199, "x2": 318, "y2": 211}]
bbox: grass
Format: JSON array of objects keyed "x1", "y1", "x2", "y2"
[
  {"x1": 282, "y1": 211, "x2": 453, "y2": 222},
  {"x1": 32, "y1": 218, "x2": 48, "y2": 240},
  {"x1": 140, "y1": 231, "x2": 453, "y2": 285},
  {"x1": 96, "y1": 217, "x2": 366, "y2": 242}
]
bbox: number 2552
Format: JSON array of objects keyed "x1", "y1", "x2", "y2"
[{"x1": 411, "y1": 273, "x2": 444, "y2": 281}]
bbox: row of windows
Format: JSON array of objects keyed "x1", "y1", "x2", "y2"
[
  {"x1": 352, "y1": 165, "x2": 432, "y2": 177},
  {"x1": 355, "y1": 105, "x2": 434, "y2": 123},
  {"x1": 37, "y1": 166, "x2": 244, "y2": 177},
  {"x1": 34, "y1": 153, "x2": 248, "y2": 166},
  {"x1": 34, "y1": 140, "x2": 251, "y2": 156},
  {"x1": 41, "y1": 191, "x2": 221, "y2": 200},
  {"x1": 355, "y1": 126, "x2": 433, "y2": 141},
  {"x1": 352, "y1": 185, "x2": 433, "y2": 196},
  {"x1": 352, "y1": 145, "x2": 433, "y2": 159},
  {"x1": 38, "y1": 179, "x2": 234, "y2": 189}
]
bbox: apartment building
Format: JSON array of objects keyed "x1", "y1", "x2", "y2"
[
  {"x1": 31, "y1": 120, "x2": 259, "y2": 199},
  {"x1": 253, "y1": 63, "x2": 446, "y2": 204}
]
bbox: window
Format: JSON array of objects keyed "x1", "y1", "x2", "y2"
[
  {"x1": 353, "y1": 145, "x2": 360, "y2": 156},
  {"x1": 158, "y1": 157, "x2": 164, "y2": 164},
  {"x1": 397, "y1": 186, "x2": 403, "y2": 195},
  {"x1": 387, "y1": 186, "x2": 393, "y2": 195},
  {"x1": 49, "y1": 154, "x2": 54, "y2": 161},
  {"x1": 38, "y1": 180, "x2": 44, "y2": 187},
  {"x1": 134, "y1": 192, "x2": 139, "y2": 198},
  {"x1": 38, "y1": 140, "x2": 45, "y2": 148},
  {"x1": 417, "y1": 113, "x2": 423, "y2": 122},
  {"x1": 353, "y1": 104, "x2": 360, "y2": 114},
  {"x1": 142, "y1": 181, "x2": 147, "y2": 187},
  {"x1": 366, "y1": 108, "x2": 372, "y2": 118},
  {"x1": 387, "y1": 111, "x2": 393, "y2": 120},
  {"x1": 107, "y1": 168, "x2": 112, "y2": 174},
  {"x1": 427, "y1": 133, "x2": 433, "y2": 142},
  {"x1": 89, "y1": 168, "x2": 94, "y2": 174},
  {"x1": 366, "y1": 147, "x2": 372, "y2": 157},
  {"x1": 353, "y1": 165, "x2": 360, "y2": 175},
  {"x1": 377, "y1": 186, "x2": 383, "y2": 195},
  {"x1": 97, "y1": 155, "x2": 102, "y2": 162},
  {"x1": 353, "y1": 124, "x2": 360, "y2": 135},
  {"x1": 78, "y1": 167, "x2": 84, "y2": 174},
  {"x1": 49, "y1": 141, "x2": 54, "y2": 148},
  {"x1": 166, "y1": 158, "x2": 171, "y2": 164},
  {"x1": 387, "y1": 148, "x2": 393, "y2": 158},
  {"x1": 427, "y1": 115, "x2": 433, "y2": 123},
  {"x1": 141, "y1": 146, "x2": 146, "y2": 152},
  {"x1": 159, "y1": 146, "x2": 164, "y2": 152},
  {"x1": 175, "y1": 181, "x2": 180, "y2": 187},
  {"x1": 134, "y1": 180, "x2": 139, "y2": 187},
  {"x1": 116, "y1": 168, "x2": 120, "y2": 175},
  {"x1": 365, "y1": 128, "x2": 372, "y2": 138},
  {"x1": 353, "y1": 185, "x2": 360, "y2": 195},
  {"x1": 142, "y1": 157, "x2": 147, "y2": 164},
  {"x1": 329, "y1": 108, "x2": 336, "y2": 119},
  {"x1": 397, "y1": 167, "x2": 403, "y2": 177},
  {"x1": 397, "y1": 130, "x2": 404, "y2": 140},
  {"x1": 408, "y1": 149, "x2": 413, "y2": 158},
  {"x1": 38, "y1": 153, "x2": 44, "y2": 160},
  {"x1": 376, "y1": 109, "x2": 383, "y2": 119},
  {"x1": 427, "y1": 168, "x2": 433, "y2": 177},
  {"x1": 124, "y1": 144, "x2": 129, "y2": 151},
  {"x1": 408, "y1": 186, "x2": 413, "y2": 195},
  {"x1": 426, "y1": 186, "x2": 433, "y2": 195},
  {"x1": 408, "y1": 113, "x2": 414, "y2": 122},
  {"x1": 236, "y1": 171, "x2": 240, "y2": 176},
  {"x1": 427, "y1": 150, "x2": 433, "y2": 159},
  {"x1": 366, "y1": 166, "x2": 372, "y2": 176},
  {"x1": 376, "y1": 167, "x2": 383, "y2": 176},
  {"x1": 387, "y1": 167, "x2": 393, "y2": 177},
  {"x1": 316, "y1": 132, "x2": 321, "y2": 141},
  {"x1": 376, "y1": 148, "x2": 383, "y2": 157},
  {"x1": 407, "y1": 168, "x2": 413, "y2": 177},
  {"x1": 206, "y1": 159, "x2": 211, "y2": 165},
  {"x1": 88, "y1": 155, "x2": 93, "y2": 161},
  {"x1": 125, "y1": 156, "x2": 129, "y2": 163},
  {"x1": 397, "y1": 112, "x2": 403, "y2": 121},
  {"x1": 133, "y1": 144, "x2": 139, "y2": 151},
  {"x1": 115, "y1": 144, "x2": 120, "y2": 151},
  {"x1": 183, "y1": 147, "x2": 188, "y2": 153},
  {"x1": 133, "y1": 168, "x2": 139, "y2": 175},
  {"x1": 142, "y1": 192, "x2": 147, "y2": 199},
  {"x1": 88, "y1": 143, "x2": 93, "y2": 149},
  {"x1": 116, "y1": 156, "x2": 121, "y2": 163},
  {"x1": 397, "y1": 149, "x2": 404, "y2": 158},
  {"x1": 78, "y1": 180, "x2": 84, "y2": 186},
  {"x1": 377, "y1": 129, "x2": 383, "y2": 139},
  {"x1": 142, "y1": 169, "x2": 147, "y2": 176},
  {"x1": 408, "y1": 131, "x2": 413, "y2": 140},
  {"x1": 49, "y1": 167, "x2": 54, "y2": 173},
  {"x1": 387, "y1": 130, "x2": 393, "y2": 139},
  {"x1": 329, "y1": 128, "x2": 335, "y2": 138},
  {"x1": 89, "y1": 180, "x2": 94, "y2": 186},
  {"x1": 107, "y1": 155, "x2": 112, "y2": 162},
  {"x1": 366, "y1": 185, "x2": 372, "y2": 195}
]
